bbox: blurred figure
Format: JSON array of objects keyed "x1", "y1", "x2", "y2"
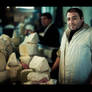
[
  {"x1": 24, "y1": 23, "x2": 35, "y2": 36},
  {"x1": 37, "y1": 13, "x2": 60, "y2": 48},
  {"x1": 11, "y1": 22, "x2": 25, "y2": 58},
  {"x1": 37, "y1": 13, "x2": 60, "y2": 80},
  {"x1": 12, "y1": 22, "x2": 25, "y2": 43},
  {"x1": 3, "y1": 23, "x2": 14, "y2": 37}
]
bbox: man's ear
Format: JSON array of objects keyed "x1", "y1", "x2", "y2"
[{"x1": 49, "y1": 19, "x2": 52, "y2": 22}]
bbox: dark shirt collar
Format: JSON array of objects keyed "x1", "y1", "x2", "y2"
[
  {"x1": 68, "y1": 22, "x2": 84, "y2": 42},
  {"x1": 71, "y1": 22, "x2": 84, "y2": 33}
]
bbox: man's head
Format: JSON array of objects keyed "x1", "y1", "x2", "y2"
[
  {"x1": 66, "y1": 8, "x2": 84, "y2": 31},
  {"x1": 41, "y1": 13, "x2": 52, "y2": 27}
]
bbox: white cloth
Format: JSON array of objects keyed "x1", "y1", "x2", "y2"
[
  {"x1": 27, "y1": 72, "x2": 49, "y2": 82},
  {"x1": 29, "y1": 56, "x2": 51, "y2": 72},
  {"x1": 19, "y1": 32, "x2": 39, "y2": 56},
  {"x1": 39, "y1": 23, "x2": 52, "y2": 37}
]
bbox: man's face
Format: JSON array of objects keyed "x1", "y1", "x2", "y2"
[
  {"x1": 41, "y1": 16, "x2": 51, "y2": 27},
  {"x1": 67, "y1": 12, "x2": 84, "y2": 31}
]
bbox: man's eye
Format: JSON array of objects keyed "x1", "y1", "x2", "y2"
[
  {"x1": 67, "y1": 18, "x2": 70, "y2": 21},
  {"x1": 73, "y1": 17, "x2": 77, "y2": 20}
]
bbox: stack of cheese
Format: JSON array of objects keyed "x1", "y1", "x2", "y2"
[
  {"x1": 19, "y1": 33, "x2": 39, "y2": 67},
  {"x1": 6, "y1": 52, "x2": 22, "y2": 81},
  {"x1": 0, "y1": 34, "x2": 14, "y2": 60},
  {"x1": 22, "y1": 56, "x2": 51, "y2": 84},
  {"x1": 0, "y1": 52, "x2": 9, "y2": 83},
  {"x1": 0, "y1": 34, "x2": 14, "y2": 83}
]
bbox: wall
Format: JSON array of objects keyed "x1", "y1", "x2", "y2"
[
  {"x1": 62, "y1": 6, "x2": 92, "y2": 28},
  {"x1": 41, "y1": 7, "x2": 57, "y2": 22}
]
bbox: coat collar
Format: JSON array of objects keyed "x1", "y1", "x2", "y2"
[{"x1": 65, "y1": 23, "x2": 89, "y2": 39}]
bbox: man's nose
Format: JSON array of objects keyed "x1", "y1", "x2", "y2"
[{"x1": 69, "y1": 19, "x2": 74, "y2": 24}]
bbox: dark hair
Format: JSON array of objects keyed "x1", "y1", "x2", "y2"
[
  {"x1": 66, "y1": 8, "x2": 83, "y2": 19},
  {"x1": 41, "y1": 13, "x2": 52, "y2": 20}
]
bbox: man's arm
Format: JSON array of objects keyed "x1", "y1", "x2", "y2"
[
  {"x1": 51, "y1": 49, "x2": 60, "y2": 71},
  {"x1": 51, "y1": 56, "x2": 60, "y2": 71}
]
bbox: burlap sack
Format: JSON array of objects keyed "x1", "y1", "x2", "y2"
[
  {"x1": 0, "y1": 34, "x2": 11, "y2": 44},
  {"x1": 0, "y1": 34, "x2": 13, "y2": 59},
  {"x1": 0, "y1": 39, "x2": 6, "y2": 56},
  {"x1": 6, "y1": 44, "x2": 13, "y2": 56},
  {"x1": 11, "y1": 37, "x2": 21, "y2": 47}
]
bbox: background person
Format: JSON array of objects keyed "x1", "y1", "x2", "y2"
[{"x1": 36, "y1": 13, "x2": 60, "y2": 80}]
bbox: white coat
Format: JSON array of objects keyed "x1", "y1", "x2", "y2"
[{"x1": 59, "y1": 24, "x2": 92, "y2": 84}]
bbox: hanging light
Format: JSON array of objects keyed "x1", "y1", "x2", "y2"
[
  {"x1": 6, "y1": 6, "x2": 10, "y2": 8},
  {"x1": 15, "y1": 7, "x2": 34, "y2": 9}
]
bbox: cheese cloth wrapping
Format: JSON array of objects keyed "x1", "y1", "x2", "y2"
[
  {"x1": 23, "y1": 79, "x2": 57, "y2": 85},
  {"x1": 29, "y1": 56, "x2": 51, "y2": 72},
  {"x1": 7, "y1": 52, "x2": 20, "y2": 66},
  {"x1": 0, "y1": 34, "x2": 13, "y2": 59},
  {"x1": 0, "y1": 34, "x2": 13, "y2": 49},
  {"x1": 19, "y1": 32, "x2": 39, "y2": 56},
  {"x1": 0, "y1": 39, "x2": 7, "y2": 57},
  {"x1": 27, "y1": 72, "x2": 49, "y2": 82},
  {"x1": 23, "y1": 33, "x2": 39, "y2": 44},
  {"x1": 19, "y1": 43, "x2": 39, "y2": 56},
  {"x1": 20, "y1": 56, "x2": 32, "y2": 65},
  {"x1": 0, "y1": 34, "x2": 11, "y2": 46}
]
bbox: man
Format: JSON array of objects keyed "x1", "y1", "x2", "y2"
[
  {"x1": 37, "y1": 13, "x2": 60, "y2": 49},
  {"x1": 37, "y1": 13, "x2": 60, "y2": 63},
  {"x1": 37, "y1": 13, "x2": 60, "y2": 79},
  {"x1": 59, "y1": 8, "x2": 92, "y2": 84}
]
